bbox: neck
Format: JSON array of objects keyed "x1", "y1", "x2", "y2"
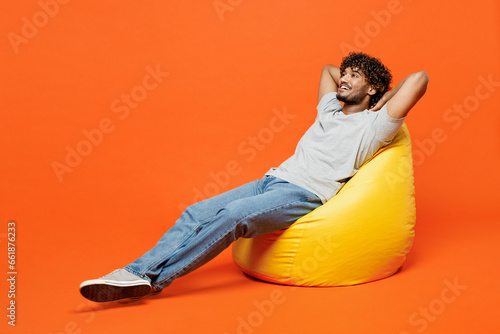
[{"x1": 341, "y1": 102, "x2": 370, "y2": 115}]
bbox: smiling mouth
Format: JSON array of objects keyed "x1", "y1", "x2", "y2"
[{"x1": 339, "y1": 84, "x2": 351, "y2": 91}]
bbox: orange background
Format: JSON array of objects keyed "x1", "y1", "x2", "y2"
[{"x1": 1, "y1": 0, "x2": 499, "y2": 333}]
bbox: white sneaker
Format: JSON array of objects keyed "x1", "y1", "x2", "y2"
[{"x1": 80, "y1": 269, "x2": 151, "y2": 302}]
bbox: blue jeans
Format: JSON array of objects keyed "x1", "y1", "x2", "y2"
[{"x1": 125, "y1": 175, "x2": 322, "y2": 290}]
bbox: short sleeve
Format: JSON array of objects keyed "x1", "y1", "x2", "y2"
[
  {"x1": 373, "y1": 104, "x2": 406, "y2": 144},
  {"x1": 317, "y1": 92, "x2": 342, "y2": 114}
]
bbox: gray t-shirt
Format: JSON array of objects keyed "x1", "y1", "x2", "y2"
[{"x1": 265, "y1": 92, "x2": 405, "y2": 203}]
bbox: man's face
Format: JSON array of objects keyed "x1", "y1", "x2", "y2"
[{"x1": 337, "y1": 67, "x2": 372, "y2": 105}]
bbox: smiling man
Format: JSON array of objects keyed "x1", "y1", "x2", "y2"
[{"x1": 80, "y1": 52, "x2": 428, "y2": 303}]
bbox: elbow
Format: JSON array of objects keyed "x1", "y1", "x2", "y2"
[
  {"x1": 322, "y1": 64, "x2": 337, "y2": 74},
  {"x1": 410, "y1": 71, "x2": 429, "y2": 93},
  {"x1": 415, "y1": 70, "x2": 429, "y2": 85}
]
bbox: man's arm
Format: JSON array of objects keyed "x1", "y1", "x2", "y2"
[
  {"x1": 318, "y1": 65, "x2": 341, "y2": 103},
  {"x1": 370, "y1": 71, "x2": 429, "y2": 118}
]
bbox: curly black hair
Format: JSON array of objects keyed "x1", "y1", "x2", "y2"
[{"x1": 340, "y1": 52, "x2": 392, "y2": 108}]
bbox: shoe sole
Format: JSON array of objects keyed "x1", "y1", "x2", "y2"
[
  {"x1": 118, "y1": 288, "x2": 164, "y2": 303},
  {"x1": 80, "y1": 281, "x2": 151, "y2": 302}
]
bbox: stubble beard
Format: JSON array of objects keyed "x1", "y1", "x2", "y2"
[{"x1": 337, "y1": 85, "x2": 369, "y2": 105}]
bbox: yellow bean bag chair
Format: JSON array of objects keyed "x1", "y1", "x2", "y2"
[{"x1": 232, "y1": 124, "x2": 416, "y2": 286}]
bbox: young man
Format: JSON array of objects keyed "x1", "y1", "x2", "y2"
[{"x1": 80, "y1": 52, "x2": 428, "y2": 303}]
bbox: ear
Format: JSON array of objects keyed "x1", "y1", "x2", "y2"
[{"x1": 367, "y1": 85, "x2": 377, "y2": 96}]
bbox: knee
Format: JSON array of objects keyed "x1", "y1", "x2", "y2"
[{"x1": 217, "y1": 205, "x2": 255, "y2": 239}]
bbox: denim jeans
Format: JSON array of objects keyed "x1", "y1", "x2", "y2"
[{"x1": 125, "y1": 175, "x2": 322, "y2": 290}]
